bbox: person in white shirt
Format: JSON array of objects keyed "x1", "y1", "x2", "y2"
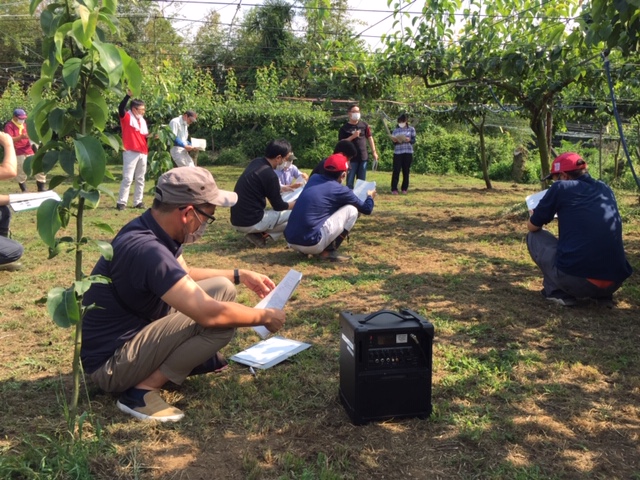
[{"x1": 169, "y1": 111, "x2": 198, "y2": 167}]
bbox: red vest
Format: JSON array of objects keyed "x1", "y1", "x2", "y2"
[{"x1": 120, "y1": 111, "x2": 148, "y2": 154}]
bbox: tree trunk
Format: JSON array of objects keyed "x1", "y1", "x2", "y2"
[
  {"x1": 478, "y1": 119, "x2": 492, "y2": 189},
  {"x1": 512, "y1": 146, "x2": 528, "y2": 182},
  {"x1": 531, "y1": 114, "x2": 550, "y2": 188}
]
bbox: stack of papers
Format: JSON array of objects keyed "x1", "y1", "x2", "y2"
[
  {"x1": 9, "y1": 191, "x2": 61, "y2": 212},
  {"x1": 230, "y1": 336, "x2": 311, "y2": 370},
  {"x1": 230, "y1": 269, "x2": 309, "y2": 370}
]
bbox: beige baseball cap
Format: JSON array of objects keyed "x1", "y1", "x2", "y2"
[{"x1": 155, "y1": 167, "x2": 237, "y2": 207}]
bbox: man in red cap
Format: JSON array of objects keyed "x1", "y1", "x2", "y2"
[
  {"x1": 284, "y1": 153, "x2": 376, "y2": 262},
  {"x1": 527, "y1": 152, "x2": 632, "y2": 306},
  {"x1": 3, "y1": 108, "x2": 46, "y2": 192}
]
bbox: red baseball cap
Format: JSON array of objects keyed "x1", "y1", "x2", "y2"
[
  {"x1": 324, "y1": 153, "x2": 349, "y2": 172},
  {"x1": 543, "y1": 152, "x2": 587, "y2": 180}
]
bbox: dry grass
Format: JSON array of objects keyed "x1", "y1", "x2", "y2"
[{"x1": 1, "y1": 167, "x2": 639, "y2": 479}]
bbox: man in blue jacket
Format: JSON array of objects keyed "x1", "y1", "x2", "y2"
[
  {"x1": 285, "y1": 153, "x2": 376, "y2": 262},
  {"x1": 527, "y1": 152, "x2": 632, "y2": 307}
]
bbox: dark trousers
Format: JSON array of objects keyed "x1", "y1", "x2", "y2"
[
  {"x1": 0, "y1": 206, "x2": 23, "y2": 265},
  {"x1": 526, "y1": 229, "x2": 620, "y2": 299},
  {"x1": 391, "y1": 153, "x2": 413, "y2": 192}
]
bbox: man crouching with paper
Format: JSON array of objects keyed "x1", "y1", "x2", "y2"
[{"x1": 81, "y1": 167, "x2": 285, "y2": 422}]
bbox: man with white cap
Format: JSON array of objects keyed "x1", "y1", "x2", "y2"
[
  {"x1": 81, "y1": 167, "x2": 286, "y2": 422},
  {"x1": 527, "y1": 152, "x2": 632, "y2": 307},
  {"x1": 3, "y1": 108, "x2": 46, "y2": 192}
]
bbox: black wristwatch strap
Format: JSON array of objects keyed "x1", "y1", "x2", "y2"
[{"x1": 234, "y1": 269, "x2": 240, "y2": 285}]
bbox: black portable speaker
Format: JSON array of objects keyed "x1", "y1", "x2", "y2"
[{"x1": 339, "y1": 309, "x2": 434, "y2": 425}]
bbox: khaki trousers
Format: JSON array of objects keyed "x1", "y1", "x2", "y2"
[{"x1": 90, "y1": 277, "x2": 237, "y2": 393}]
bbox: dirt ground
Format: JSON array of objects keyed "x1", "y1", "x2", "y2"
[{"x1": 1, "y1": 173, "x2": 639, "y2": 479}]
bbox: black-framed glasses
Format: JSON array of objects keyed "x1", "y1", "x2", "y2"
[
  {"x1": 180, "y1": 206, "x2": 216, "y2": 225},
  {"x1": 193, "y1": 207, "x2": 216, "y2": 225}
]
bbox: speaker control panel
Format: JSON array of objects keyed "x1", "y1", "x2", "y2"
[{"x1": 367, "y1": 346, "x2": 420, "y2": 369}]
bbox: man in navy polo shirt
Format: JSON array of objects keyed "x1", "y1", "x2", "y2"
[
  {"x1": 81, "y1": 167, "x2": 286, "y2": 421},
  {"x1": 527, "y1": 152, "x2": 632, "y2": 307},
  {"x1": 285, "y1": 153, "x2": 376, "y2": 262}
]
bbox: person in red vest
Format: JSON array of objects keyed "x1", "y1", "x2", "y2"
[
  {"x1": 116, "y1": 90, "x2": 149, "y2": 211},
  {"x1": 3, "y1": 108, "x2": 46, "y2": 192}
]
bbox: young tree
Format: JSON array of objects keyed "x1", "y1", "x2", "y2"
[{"x1": 27, "y1": 0, "x2": 141, "y2": 433}]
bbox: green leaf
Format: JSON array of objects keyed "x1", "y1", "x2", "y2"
[
  {"x1": 30, "y1": 0, "x2": 46, "y2": 15},
  {"x1": 47, "y1": 286, "x2": 80, "y2": 328},
  {"x1": 62, "y1": 58, "x2": 83, "y2": 88},
  {"x1": 37, "y1": 199, "x2": 62, "y2": 248},
  {"x1": 92, "y1": 222, "x2": 114, "y2": 235},
  {"x1": 120, "y1": 48, "x2": 142, "y2": 95},
  {"x1": 73, "y1": 136, "x2": 106, "y2": 187},
  {"x1": 42, "y1": 151, "x2": 59, "y2": 173},
  {"x1": 48, "y1": 108, "x2": 66, "y2": 133},
  {"x1": 93, "y1": 40, "x2": 124, "y2": 87},
  {"x1": 86, "y1": 102, "x2": 107, "y2": 131},
  {"x1": 100, "y1": 132, "x2": 121, "y2": 152},
  {"x1": 48, "y1": 175, "x2": 67, "y2": 190},
  {"x1": 74, "y1": 279, "x2": 94, "y2": 296},
  {"x1": 79, "y1": 188, "x2": 100, "y2": 208},
  {"x1": 93, "y1": 240, "x2": 113, "y2": 260},
  {"x1": 59, "y1": 150, "x2": 76, "y2": 176},
  {"x1": 54, "y1": 23, "x2": 73, "y2": 64},
  {"x1": 30, "y1": 78, "x2": 51, "y2": 103},
  {"x1": 71, "y1": 19, "x2": 90, "y2": 49},
  {"x1": 102, "y1": 0, "x2": 117, "y2": 14}
]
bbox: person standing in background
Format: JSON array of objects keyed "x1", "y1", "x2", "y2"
[
  {"x1": 390, "y1": 113, "x2": 417, "y2": 195},
  {"x1": 116, "y1": 90, "x2": 148, "y2": 211},
  {"x1": 3, "y1": 108, "x2": 46, "y2": 192},
  {"x1": 338, "y1": 104, "x2": 378, "y2": 189},
  {"x1": 169, "y1": 110, "x2": 198, "y2": 167}
]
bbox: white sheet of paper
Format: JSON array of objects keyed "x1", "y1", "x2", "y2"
[
  {"x1": 353, "y1": 179, "x2": 376, "y2": 202},
  {"x1": 252, "y1": 269, "x2": 303, "y2": 339},
  {"x1": 190, "y1": 138, "x2": 206, "y2": 150},
  {"x1": 281, "y1": 186, "x2": 303, "y2": 203},
  {"x1": 525, "y1": 190, "x2": 548, "y2": 211},
  {"x1": 230, "y1": 336, "x2": 311, "y2": 369},
  {"x1": 9, "y1": 191, "x2": 61, "y2": 212}
]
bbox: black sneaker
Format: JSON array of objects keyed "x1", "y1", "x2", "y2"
[
  {"x1": 188, "y1": 352, "x2": 228, "y2": 376},
  {"x1": 245, "y1": 232, "x2": 267, "y2": 248},
  {"x1": 116, "y1": 388, "x2": 184, "y2": 422},
  {"x1": 592, "y1": 295, "x2": 615, "y2": 309},
  {"x1": 318, "y1": 250, "x2": 352, "y2": 262},
  {"x1": 115, "y1": 203, "x2": 126, "y2": 211},
  {"x1": 133, "y1": 203, "x2": 145, "y2": 209},
  {"x1": 541, "y1": 289, "x2": 577, "y2": 307}
]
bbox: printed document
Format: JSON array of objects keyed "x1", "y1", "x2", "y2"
[{"x1": 9, "y1": 191, "x2": 61, "y2": 212}]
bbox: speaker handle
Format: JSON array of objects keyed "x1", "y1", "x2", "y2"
[{"x1": 359, "y1": 309, "x2": 412, "y2": 324}]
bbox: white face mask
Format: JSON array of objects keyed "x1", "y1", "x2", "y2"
[
  {"x1": 398, "y1": 122, "x2": 406, "y2": 128},
  {"x1": 183, "y1": 221, "x2": 207, "y2": 244},
  {"x1": 350, "y1": 112, "x2": 361, "y2": 121},
  {"x1": 16, "y1": 119, "x2": 25, "y2": 125}
]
